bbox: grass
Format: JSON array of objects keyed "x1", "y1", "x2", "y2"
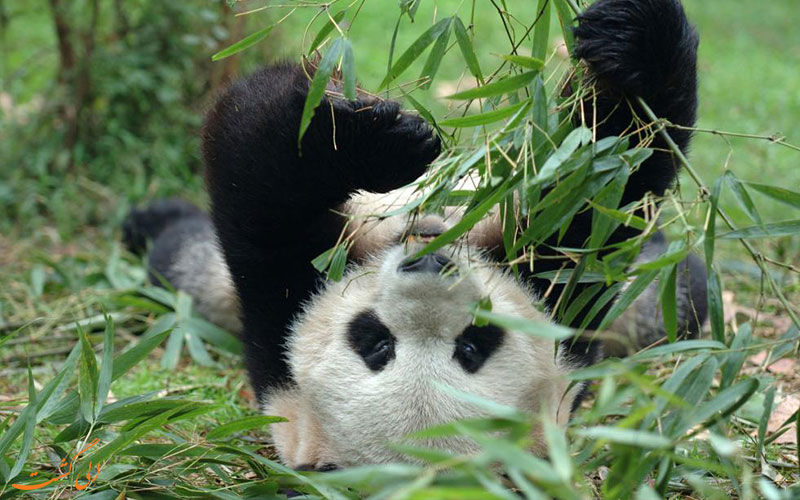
[{"x1": 1, "y1": 0, "x2": 800, "y2": 498}]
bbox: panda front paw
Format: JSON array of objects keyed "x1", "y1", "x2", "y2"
[
  {"x1": 573, "y1": 0, "x2": 697, "y2": 98},
  {"x1": 331, "y1": 96, "x2": 441, "y2": 193}
]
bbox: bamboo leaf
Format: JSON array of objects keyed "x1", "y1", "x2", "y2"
[
  {"x1": 439, "y1": 100, "x2": 530, "y2": 127},
  {"x1": 576, "y1": 427, "x2": 671, "y2": 449},
  {"x1": 659, "y1": 264, "x2": 678, "y2": 343},
  {"x1": 161, "y1": 328, "x2": 185, "y2": 370},
  {"x1": 380, "y1": 18, "x2": 452, "y2": 90},
  {"x1": 78, "y1": 323, "x2": 99, "y2": 423},
  {"x1": 446, "y1": 71, "x2": 539, "y2": 100},
  {"x1": 473, "y1": 310, "x2": 573, "y2": 341},
  {"x1": 718, "y1": 219, "x2": 800, "y2": 239},
  {"x1": 207, "y1": 415, "x2": 289, "y2": 440},
  {"x1": 531, "y1": 0, "x2": 551, "y2": 61},
  {"x1": 341, "y1": 39, "x2": 357, "y2": 100},
  {"x1": 308, "y1": 9, "x2": 347, "y2": 55},
  {"x1": 543, "y1": 420, "x2": 572, "y2": 482},
  {"x1": 630, "y1": 339, "x2": 726, "y2": 360},
  {"x1": 720, "y1": 323, "x2": 751, "y2": 389},
  {"x1": 723, "y1": 171, "x2": 763, "y2": 227},
  {"x1": 415, "y1": 179, "x2": 515, "y2": 258},
  {"x1": 298, "y1": 38, "x2": 345, "y2": 147},
  {"x1": 686, "y1": 378, "x2": 759, "y2": 429},
  {"x1": 8, "y1": 366, "x2": 37, "y2": 481},
  {"x1": 94, "y1": 314, "x2": 115, "y2": 419},
  {"x1": 453, "y1": 17, "x2": 483, "y2": 81},
  {"x1": 185, "y1": 330, "x2": 216, "y2": 367},
  {"x1": 705, "y1": 177, "x2": 724, "y2": 342},
  {"x1": 758, "y1": 386, "x2": 775, "y2": 458},
  {"x1": 419, "y1": 17, "x2": 452, "y2": 89},
  {"x1": 551, "y1": 0, "x2": 575, "y2": 54},
  {"x1": 744, "y1": 181, "x2": 800, "y2": 210},
  {"x1": 212, "y1": 25, "x2": 276, "y2": 61},
  {"x1": 599, "y1": 269, "x2": 660, "y2": 330},
  {"x1": 186, "y1": 317, "x2": 242, "y2": 355},
  {"x1": 500, "y1": 54, "x2": 545, "y2": 70}
]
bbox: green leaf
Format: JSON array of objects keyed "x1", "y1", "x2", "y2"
[
  {"x1": 720, "y1": 322, "x2": 751, "y2": 389},
  {"x1": 718, "y1": 219, "x2": 800, "y2": 239},
  {"x1": 88, "y1": 403, "x2": 215, "y2": 467},
  {"x1": 446, "y1": 71, "x2": 539, "y2": 100},
  {"x1": 186, "y1": 317, "x2": 242, "y2": 355},
  {"x1": 8, "y1": 365, "x2": 37, "y2": 481},
  {"x1": 415, "y1": 178, "x2": 515, "y2": 258},
  {"x1": 185, "y1": 330, "x2": 216, "y2": 367},
  {"x1": 473, "y1": 310, "x2": 573, "y2": 340},
  {"x1": 138, "y1": 286, "x2": 177, "y2": 309},
  {"x1": 744, "y1": 181, "x2": 800, "y2": 210},
  {"x1": 100, "y1": 398, "x2": 206, "y2": 424},
  {"x1": 212, "y1": 24, "x2": 276, "y2": 61},
  {"x1": 598, "y1": 269, "x2": 660, "y2": 330},
  {"x1": 723, "y1": 171, "x2": 763, "y2": 227},
  {"x1": 586, "y1": 202, "x2": 648, "y2": 231},
  {"x1": 531, "y1": 0, "x2": 551, "y2": 61},
  {"x1": 705, "y1": 177, "x2": 724, "y2": 341},
  {"x1": 161, "y1": 327, "x2": 185, "y2": 370},
  {"x1": 36, "y1": 345, "x2": 80, "y2": 423},
  {"x1": 707, "y1": 268, "x2": 725, "y2": 343},
  {"x1": 128, "y1": 325, "x2": 174, "y2": 375},
  {"x1": 78, "y1": 323, "x2": 99, "y2": 423},
  {"x1": 453, "y1": 17, "x2": 483, "y2": 82},
  {"x1": 403, "y1": 92, "x2": 438, "y2": 128},
  {"x1": 298, "y1": 37, "x2": 345, "y2": 147},
  {"x1": 439, "y1": 100, "x2": 530, "y2": 128},
  {"x1": 686, "y1": 378, "x2": 759, "y2": 430},
  {"x1": 380, "y1": 17, "x2": 453, "y2": 89},
  {"x1": 576, "y1": 427, "x2": 671, "y2": 449},
  {"x1": 633, "y1": 245, "x2": 689, "y2": 271},
  {"x1": 659, "y1": 264, "x2": 678, "y2": 343},
  {"x1": 308, "y1": 9, "x2": 347, "y2": 55},
  {"x1": 419, "y1": 17, "x2": 452, "y2": 89},
  {"x1": 529, "y1": 75, "x2": 549, "y2": 151},
  {"x1": 552, "y1": 0, "x2": 575, "y2": 54},
  {"x1": 500, "y1": 54, "x2": 545, "y2": 70},
  {"x1": 630, "y1": 339, "x2": 727, "y2": 360},
  {"x1": 543, "y1": 420, "x2": 572, "y2": 482},
  {"x1": 758, "y1": 386, "x2": 775, "y2": 458},
  {"x1": 95, "y1": 314, "x2": 115, "y2": 419},
  {"x1": 207, "y1": 415, "x2": 288, "y2": 440},
  {"x1": 341, "y1": 39, "x2": 357, "y2": 100},
  {"x1": 431, "y1": 382, "x2": 525, "y2": 421},
  {"x1": 537, "y1": 126, "x2": 592, "y2": 181},
  {"x1": 328, "y1": 243, "x2": 349, "y2": 282}
]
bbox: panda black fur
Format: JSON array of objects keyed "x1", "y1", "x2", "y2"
[{"x1": 124, "y1": 0, "x2": 703, "y2": 468}]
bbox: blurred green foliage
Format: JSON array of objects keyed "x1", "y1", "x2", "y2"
[{"x1": 0, "y1": 0, "x2": 253, "y2": 236}]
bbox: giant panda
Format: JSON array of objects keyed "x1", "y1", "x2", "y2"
[{"x1": 123, "y1": 0, "x2": 705, "y2": 469}]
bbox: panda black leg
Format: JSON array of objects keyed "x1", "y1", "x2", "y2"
[
  {"x1": 525, "y1": 0, "x2": 699, "y2": 367},
  {"x1": 573, "y1": 0, "x2": 699, "y2": 204}
]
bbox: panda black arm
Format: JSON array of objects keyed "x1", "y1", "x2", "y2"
[{"x1": 203, "y1": 62, "x2": 440, "y2": 394}]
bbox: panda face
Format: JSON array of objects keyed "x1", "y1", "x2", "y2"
[{"x1": 266, "y1": 237, "x2": 579, "y2": 468}]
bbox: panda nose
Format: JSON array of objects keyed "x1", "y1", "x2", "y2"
[{"x1": 397, "y1": 253, "x2": 454, "y2": 274}]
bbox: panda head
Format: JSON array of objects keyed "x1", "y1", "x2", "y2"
[{"x1": 263, "y1": 208, "x2": 582, "y2": 469}]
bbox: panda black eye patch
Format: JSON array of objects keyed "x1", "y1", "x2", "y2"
[
  {"x1": 346, "y1": 310, "x2": 396, "y2": 372},
  {"x1": 453, "y1": 324, "x2": 505, "y2": 374}
]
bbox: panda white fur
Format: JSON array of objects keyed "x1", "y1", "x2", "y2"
[{"x1": 123, "y1": 0, "x2": 704, "y2": 470}]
